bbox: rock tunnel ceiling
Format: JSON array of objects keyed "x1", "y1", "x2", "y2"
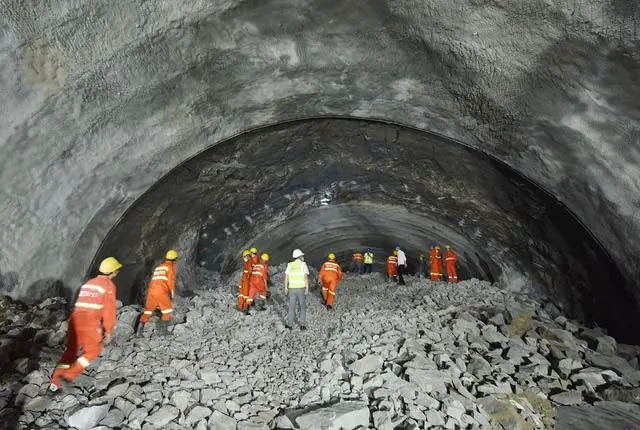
[
  {"x1": 93, "y1": 118, "x2": 636, "y2": 342},
  {"x1": 0, "y1": 0, "x2": 639, "y2": 342}
]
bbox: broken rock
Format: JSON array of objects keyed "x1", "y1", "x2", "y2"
[{"x1": 295, "y1": 401, "x2": 370, "y2": 430}]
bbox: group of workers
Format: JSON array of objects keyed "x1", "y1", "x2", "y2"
[
  {"x1": 354, "y1": 245, "x2": 459, "y2": 285},
  {"x1": 48, "y1": 242, "x2": 459, "y2": 393},
  {"x1": 49, "y1": 250, "x2": 180, "y2": 393}
]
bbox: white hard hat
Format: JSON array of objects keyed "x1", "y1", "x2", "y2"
[{"x1": 292, "y1": 249, "x2": 304, "y2": 258}]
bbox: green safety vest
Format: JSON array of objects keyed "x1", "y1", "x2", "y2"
[
  {"x1": 287, "y1": 260, "x2": 306, "y2": 288},
  {"x1": 364, "y1": 252, "x2": 374, "y2": 264}
]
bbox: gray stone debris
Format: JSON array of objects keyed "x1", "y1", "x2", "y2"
[
  {"x1": 145, "y1": 405, "x2": 179, "y2": 427},
  {"x1": 295, "y1": 401, "x2": 370, "y2": 430},
  {"x1": 4, "y1": 277, "x2": 640, "y2": 429},
  {"x1": 67, "y1": 404, "x2": 110, "y2": 430},
  {"x1": 349, "y1": 354, "x2": 383, "y2": 376}
]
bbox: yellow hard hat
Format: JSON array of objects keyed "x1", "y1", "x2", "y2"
[
  {"x1": 393, "y1": 250, "x2": 398, "y2": 255},
  {"x1": 242, "y1": 249, "x2": 251, "y2": 257},
  {"x1": 435, "y1": 246, "x2": 441, "y2": 250},
  {"x1": 261, "y1": 253, "x2": 270, "y2": 261},
  {"x1": 99, "y1": 257, "x2": 122, "y2": 275},
  {"x1": 445, "y1": 245, "x2": 451, "y2": 249},
  {"x1": 328, "y1": 253, "x2": 336, "y2": 260},
  {"x1": 166, "y1": 250, "x2": 178, "y2": 260},
  {"x1": 250, "y1": 247, "x2": 258, "y2": 254}
]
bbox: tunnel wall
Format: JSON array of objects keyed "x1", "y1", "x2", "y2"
[{"x1": 0, "y1": 0, "x2": 639, "y2": 335}]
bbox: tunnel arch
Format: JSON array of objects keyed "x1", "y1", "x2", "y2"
[{"x1": 87, "y1": 116, "x2": 635, "y2": 342}]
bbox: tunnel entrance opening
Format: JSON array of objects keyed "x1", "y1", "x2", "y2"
[{"x1": 89, "y1": 117, "x2": 638, "y2": 343}]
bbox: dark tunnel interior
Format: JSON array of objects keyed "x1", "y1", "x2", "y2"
[{"x1": 90, "y1": 117, "x2": 638, "y2": 343}]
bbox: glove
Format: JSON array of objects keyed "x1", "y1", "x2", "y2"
[
  {"x1": 284, "y1": 287, "x2": 288, "y2": 296},
  {"x1": 104, "y1": 332, "x2": 112, "y2": 345}
]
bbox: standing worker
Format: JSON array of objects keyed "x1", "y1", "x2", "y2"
[
  {"x1": 237, "y1": 249, "x2": 252, "y2": 312},
  {"x1": 396, "y1": 246, "x2": 407, "y2": 285},
  {"x1": 136, "y1": 250, "x2": 178, "y2": 337},
  {"x1": 430, "y1": 246, "x2": 443, "y2": 281},
  {"x1": 386, "y1": 250, "x2": 398, "y2": 282},
  {"x1": 445, "y1": 245, "x2": 458, "y2": 283},
  {"x1": 246, "y1": 253, "x2": 270, "y2": 313},
  {"x1": 418, "y1": 250, "x2": 427, "y2": 279},
  {"x1": 49, "y1": 257, "x2": 122, "y2": 392},
  {"x1": 363, "y1": 248, "x2": 374, "y2": 274},
  {"x1": 319, "y1": 253, "x2": 343, "y2": 309},
  {"x1": 351, "y1": 250, "x2": 364, "y2": 274},
  {"x1": 284, "y1": 249, "x2": 309, "y2": 330}
]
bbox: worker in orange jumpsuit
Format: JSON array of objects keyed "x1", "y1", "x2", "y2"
[
  {"x1": 319, "y1": 253, "x2": 343, "y2": 309},
  {"x1": 246, "y1": 253, "x2": 269, "y2": 314},
  {"x1": 445, "y1": 245, "x2": 458, "y2": 283},
  {"x1": 430, "y1": 246, "x2": 443, "y2": 281},
  {"x1": 136, "y1": 249, "x2": 178, "y2": 337},
  {"x1": 237, "y1": 249, "x2": 252, "y2": 311},
  {"x1": 49, "y1": 257, "x2": 122, "y2": 393},
  {"x1": 352, "y1": 250, "x2": 364, "y2": 274},
  {"x1": 386, "y1": 250, "x2": 398, "y2": 282}
]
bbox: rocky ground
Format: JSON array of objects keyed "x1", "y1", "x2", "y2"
[{"x1": 2, "y1": 266, "x2": 640, "y2": 429}]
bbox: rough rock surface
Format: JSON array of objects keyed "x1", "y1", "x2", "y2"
[{"x1": 3, "y1": 270, "x2": 640, "y2": 429}]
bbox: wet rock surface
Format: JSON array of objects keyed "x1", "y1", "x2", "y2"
[{"x1": 2, "y1": 270, "x2": 640, "y2": 429}]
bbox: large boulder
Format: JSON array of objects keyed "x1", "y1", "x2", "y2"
[
  {"x1": 295, "y1": 401, "x2": 370, "y2": 430},
  {"x1": 67, "y1": 404, "x2": 110, "y2": 430},
  {"x1": 349, "y1": 354, "x2": 383, "y2": 376}
]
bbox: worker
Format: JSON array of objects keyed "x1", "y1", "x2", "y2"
[
  {"x1": 245, "y1": 247, "x2": 259, "y2": 308},
  {"x1": 418, "y1": 250, "x2": 427, "y2": 278},
  {"x1": 430, "y1": 246, "x2": 443, "y2": 281},
  {"x1": 246, "y1": 253, "x2": 269, "y2": 313},
  {"x1": 363, "y1": 248, "x2": 374, "y2": 274},
  {"x1": 136, "y1": 250, "x2": 178, "y2": 337},
  {"x1": 284, "y1": 249, "x2": 309, "y2": 330},
  {"x1": 386, "y1": 250, "x2": 398, "y2": 282},
  {"x1": 396, "y1": 246, "x2": 407, "y2": 285},
  {"x1": 445, "y1": 245, "x2": 458, "y2": 283},
  {"x1": 351, "y1": 250, "x2": 364, "y2": 274},
  {"x1": 236, "y1": 249, "x2": 252, "y2": 312},
  {"x1": 49, "y1": 257, "x2": 122, "y2": 393},
  {"x1": 319, "y1": 253, "x2": 343, "y2": 309}
]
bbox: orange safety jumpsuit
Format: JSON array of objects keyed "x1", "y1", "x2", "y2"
[
  {"x1": 445, "y1": 250, "x2": 458, "y2": 283},
  {"x1": 50, "y1": 275, "x2": 117, "y2": 387},
  {"x1": 386, "y1": 255, "x2": 398, "y2": 277},
  {"x1": 320, "y1": 259, "x2": 343, "y2": 306},
  {"x1": 237, "y1": 257, "x2": 253, "y2": 311},
  {"x1": 430, "y1": 249, "x2": 443, "y2": 281},
  {"x1": 247, "y1": 257, "x2": 269, "y2": 304},
  {"x1": 352, "y1": 253, "x2": 364, "y2": 263},
  {"x1": 140, "y1": 260, "x2": 176, "y2": 322}
]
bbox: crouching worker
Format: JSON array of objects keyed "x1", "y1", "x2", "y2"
[
  {"x1": 49, "y1": 257, "x2": 122, "y2": 393},
  {"x1": 320, "y1": 253, "x2": 343, "y2": 309},
  {"x1": 246, "y1": 253, "x2": 270, "y2": 314},
  {"x1": 136, "y1": 250, "x2": 178, "y2": 337}
]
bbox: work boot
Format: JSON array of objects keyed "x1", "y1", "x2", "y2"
[
  {"x1": 244, "y1": 307, "x2": 250, "y2": 316},
  {"x1": 135, "y1": 322, "x2": 145, "y2": 338},
  {"x1": 48, "y1": 377, "x2": 71, "y2": 395},
  {"x1": 258, "y1": 301, "x2": 266, "y2": 311},
  {"x1": 326, "y1": 305, "x2": 332, "y2": 310}
]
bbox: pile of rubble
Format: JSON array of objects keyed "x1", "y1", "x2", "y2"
[{"x1": 1, "y1": 267, "x2": 640, "y2": 429}]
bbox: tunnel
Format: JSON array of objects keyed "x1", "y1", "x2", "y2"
[
  {"x1": 2, "y1": 0, "x2": 640, "y2": 427},
  {"x1": 88, "y1": 116, "x2": 634, "y2": 342},
  {"x1": 1, "y1": 0, "x2": 639, "y2": 340}
]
